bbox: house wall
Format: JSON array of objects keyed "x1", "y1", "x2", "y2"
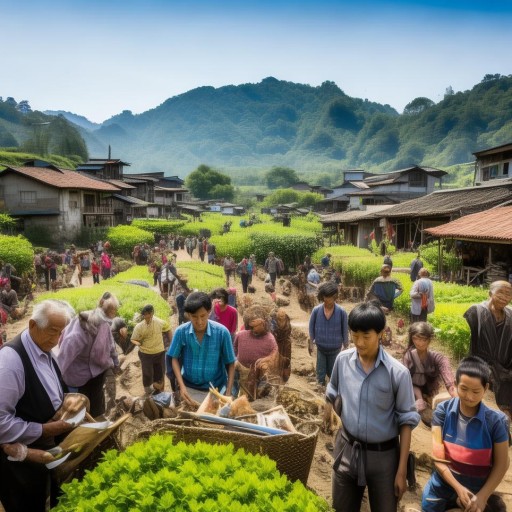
[{"x1": 475, "y1": 150, "x2": 512, "y2": 183}]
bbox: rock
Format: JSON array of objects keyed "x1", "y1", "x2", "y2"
[{"x1": 275, "y1": 294, "x2": 290, "y2": 307}]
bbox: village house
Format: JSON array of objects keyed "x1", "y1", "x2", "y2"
[
  {"x1": 0, "y1": 161, "x2": 120, "y2": 241},
  {"x1": 473, "y1": 141, "x2": 512, "y2": 184}
]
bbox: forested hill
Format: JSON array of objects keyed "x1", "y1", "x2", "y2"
[
  {"x1": 3, "y1": 75, "x2": 512, "y2": 178},
  {"x1": 81, "y1": 75, "x2": 512, "y2": 176}
]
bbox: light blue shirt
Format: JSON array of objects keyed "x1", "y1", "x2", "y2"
[{"x1": 326, "y1": 346, "x2": 419, "y2": 443}]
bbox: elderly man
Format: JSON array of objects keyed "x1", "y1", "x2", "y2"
[{"x1": 0, "y1": 299, "x2": 75, "y2": 512}]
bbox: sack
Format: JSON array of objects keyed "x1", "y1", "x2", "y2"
[
  {"x1": 160, "y1": 265, "x2": 175, "y2": 285},
  {"x1": 421, "y1": 292, "x2": 428, "y2": 310}
]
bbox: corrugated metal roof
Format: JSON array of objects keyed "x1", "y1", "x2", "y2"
[
  {"x1": 424, "y1": 206, "x2": 512, "y2": 242},
  {"x1": 382, "y1": 182, "x2": 512, "y2": 218},
  {"x1": 1, "y1": 166, "x2": 120, "y2": 191},
  {"x1": 320, "y1": 205, "x2": 394, "y2": 223}
]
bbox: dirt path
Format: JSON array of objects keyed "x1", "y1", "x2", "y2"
[{"x1": 3, "y1": 250, "x2": 512, "y2": 511}]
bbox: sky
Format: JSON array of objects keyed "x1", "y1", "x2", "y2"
[{"x1": 2, "y1": 0, "x2": 512, "y2": 123}]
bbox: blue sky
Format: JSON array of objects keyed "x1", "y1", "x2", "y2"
[{"x1": 2, "y1": 0, "x2": 512, "y2": 123}]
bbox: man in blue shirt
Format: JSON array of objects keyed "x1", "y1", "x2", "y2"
[
  {"x1": 325, "y1": 302, "x2": 420, "y2": 512},
  {"x1": 167, "y1": 292, "x2": 235, "y2": 406}
]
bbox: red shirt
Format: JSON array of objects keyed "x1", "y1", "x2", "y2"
[
  {"x1": 234, "y1": 330, "x2": 277, "y2": 367},
  {"x1": 91, "y1": 262, "x2": 100, "y2": 274},
  {"x1": 210, "y1": 303, "x2": 237, "y2": 335}
]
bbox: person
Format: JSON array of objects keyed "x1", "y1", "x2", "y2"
[
  {"x1": 422, "y1": 356, "x2": 510, "y2": 512},
  {"x1": 91, "y1": 257, "x2": 100, "y2": 284},
  {"x1": 383, "y1": 254, "x2": 393, "y2": 270},
  {"x1": 57, "y1": 292, "x2": 121, "y2": 417},
  {"x1": 321, "y1": 253, "x2": 332, "y2": 269},
  {"x1": 80, "y1": 253, "x2": 90, "y2": 274},
  {"x1": 44, "y1": 252, "x2": 57, "y2": 291},
  {"x1": 71, "y1": 251, "x2": 82, "y2": 286},
  {"x1": 264, "y1": 251, "x2": 278, "y2": 287},
  {"x1": 233, "y1": 306, "x2": 278, "y2": 400},
  {"x1": 463, "y1": 280, "x2": 512, "y2": 421},
  {"x1": 237, "y1": 256, "x2": 250, "y2": 293},
  {"x1": 272, "y1": 307, "x2": 292, "y2": 382},
  {"x1": 223, "y1": 255, "x2": 236, "y2": 287},
  {"x1": 365, "y1": 264, "x2": 403, "y2": 312},
  {"x1": 167, "y1": 291, "x2": 235, "y2": 405},
  {"x1": 402, "y1": 322, "x2": 456, "y2": 426},
  {"x1": 410, "y1": 253, "x2": 423, "y2": 282},
  {"x1": 0, "y1": 281, "x2": 28, "y2": 320},
  {"x1": 207, "y1": 241, "x2": 216, "y2": 264},
  {"x1": 160, "y1": 259, "x2": 178, "y2": 297},
  {"x1": 409, "y1": 267, "x2": 435, "y2": 322},
  {"x1": 131, "y1": 304, "x2": 172, "y2": 396},
  {"x1": 248, "y1": 254, "x2": 256, "y2": 285},
  {"x1": 306, "y1": 265, "x2": 321, "y2": 307},
  {"x1": 209, "y1": 287, "x2": 237, "y2": 342},
  {"x1": 0, "y1": 299, "x2": 76, "y2": 511},
  {"x1": 275, "y1": 255, "x2": 285, "y2": 279},
  {"x1": 309, "y1": 281, "x2": 349, "y2": 387},
  {"x1": 100, "y1": 250, "x2": 112, "y2": 280},
  {"x1": 198, "y1": 237, "x2": 205, "y2": 262},
  {"x1": 325, "y1": 302, "x2": 420, "y2": 512}
]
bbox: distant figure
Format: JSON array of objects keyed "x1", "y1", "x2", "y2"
[
  {"x1": 365, "y1": 264, "x2": 403, "y2": 312},
  {"x1": 410, "y1": 268, "x2": 435, "y2": 322},
  {"x1": 410, "y1": 253, "x2": 423, "y2": 282},
  {"x1": 383, "y1": 254, "x2": 393, "y2": 270},
  {"x1": 321, "y1": 253, "x2": 332, "y2": 269}
]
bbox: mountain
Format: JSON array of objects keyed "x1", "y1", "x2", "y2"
[
  {"x1": 3, "y1": 75, "x2": 512, "y2": 180},
  {"x1": 44, "y1": 110, "x2": 100, "y2": 131}
]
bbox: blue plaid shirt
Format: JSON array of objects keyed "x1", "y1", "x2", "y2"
[{"x1": 168, "y1": 320, "x2": 236, "y2": 390}]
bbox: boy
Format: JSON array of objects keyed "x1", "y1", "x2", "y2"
[
  {"x1": 422, "y1": 356, "x2": 510, "y2": 512},
  {"x1": 325, "y1": 302, "x2": 419, "y2": 512},
  {"x1": 167, "y1": 291, "x2": 235, "y2": 406}
]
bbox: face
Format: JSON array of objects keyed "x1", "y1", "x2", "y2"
[
  {"x1": 323, "y1": 294, "x2": 337, "y2": 307},
  {"x1": 248, "y1": 317, "x2": 266, "y2": 336},
  {"x1": 457, "y1": 374, "x2": 487, "y2": 412},
  {"x1": 142, "y1": 311, "x2": 154, "y2": 324},
  {"x1": 350, "y1": 329, "x2": 382, "y2": 358},
  {"x1": 188, "y1": 307, "x2": 210, "y2": 335},
  {"x1": 411, "y1": 334, "x2": 431, "y2": 353},
  {"x1": 105, "y1": 304, "x2": 118, "y2": 319},
  {"x1": 29, "y1": 312, "x2": 68, "y2": 352},
  {"x1": 490, "y1": 286, "x2": 512, "y2": 311}
]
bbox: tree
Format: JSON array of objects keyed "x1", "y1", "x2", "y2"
[
  {"x1": 264, "y1": 167, "x2": 299, "y2": 189},
  {"x1": 403, "y1": 97, "x2": 435, "y2": 115},
  {"x1": 185, "y1": 164, "x2": 235, "y2": 200},
  {"x1": 444, "y1": 86, "x2": 454, "y2": 98},
  {"x1": 311, "y1": 172, "x2": 332, "y2": 187},
  {"x1": 16, "y1": 100, "x2": 32, "y2": 114}
]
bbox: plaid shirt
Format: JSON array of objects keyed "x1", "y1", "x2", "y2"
[{"x1": 168, "y1": 320, "x2": 235, "y2": 390}]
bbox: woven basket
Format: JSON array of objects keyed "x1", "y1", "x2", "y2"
[{"x1": 136, "y1": 418, "x2": 318, "y2": 485}]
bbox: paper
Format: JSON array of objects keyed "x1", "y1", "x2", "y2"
[
  {"x1": 46, "y1": 452, "x2": 71, "y2": 469},
  {"x1": 64, "y1": 407, "x2": 86, "y2": 426}
]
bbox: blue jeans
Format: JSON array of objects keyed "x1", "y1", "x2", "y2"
[{"x1": 316, "y1": 347, "x2": 340, "y2": 385}]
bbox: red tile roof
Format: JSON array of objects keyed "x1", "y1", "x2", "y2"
[
  {"x1": 1, "y1": 166, "x2": 120, "y2": 192},
  {"x1": 424, "y1": 206, "x2": 512, "y2": 242}
]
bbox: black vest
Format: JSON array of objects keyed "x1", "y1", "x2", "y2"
[{"x1": 5, "y1": 334, "x2": 66, "y2": 447}]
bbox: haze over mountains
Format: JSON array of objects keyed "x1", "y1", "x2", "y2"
[{"x1": 3, "y1": 75, "x2": 512, "y2": 180}]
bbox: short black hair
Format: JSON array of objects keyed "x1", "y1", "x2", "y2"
[
  {"x1": 184, "y1": 291, "x2": 212, "y2": 313},
  {"x1": 317, "y1": 281, "x2": 338, "y2": 301},
  {"x1": 141, "y1": 304, "x2": 154, "y2": 315},
  {"x1": 210, "y1": 287, "x2": 228, "y2": 304},
  {"x1": 456, "y1": 356, "x2": 491, "y2": 387},
  {"x1": 348, "y1": 302, "x2": 386, "y2": 333}
]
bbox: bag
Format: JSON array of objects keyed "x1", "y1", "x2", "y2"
[
  {"x1": 421, "y1": 292, "x2": 428, "y2": 310},
  {"x1": 160, "y1": 265, "x2": 175, "y2": 285}
]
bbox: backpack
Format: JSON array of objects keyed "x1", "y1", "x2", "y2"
[
  {"x1": 421, "y1": 292, "x2": 429, "y2": 310},
  {"x1": 160, "y1": 265, "x2": 176, "y2": 285}
]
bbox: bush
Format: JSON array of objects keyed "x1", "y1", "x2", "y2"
[
  {"x1": 131, "y1": 219, "x2": 187, "y2": 235},
  {"x1": 106, "y1": 226, "x2": 154, "y2": 258},
  {"x1": 54, "y1": 435, "x2": 331, "y2": 512},
  {"x1": 0, "y1": 235, "x2": 34, "y2": 274}
]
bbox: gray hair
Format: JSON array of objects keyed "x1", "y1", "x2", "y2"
[
  {"x1": 98, "y1": 292, "x2": 120, "y2": 312},
  {"x1": 31, "y1": 299, "x2": 75, "y2": 328},
  {"x1": 489, "y1": 280, "x2": 512, "y2": 295}
]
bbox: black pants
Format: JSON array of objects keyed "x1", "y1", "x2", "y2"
[
  {"x1": 241, "y1": 273, "x2": 249, "y2": 293},
  {"x1": 139, "y1": 350, "x2": 165, "y2": 387},
  {"x1": 93, "y1": 273, "x2": 100, "y2": 284},
  {"x1": 78, "y1": 371, "x2": 107, "y2": 418}
]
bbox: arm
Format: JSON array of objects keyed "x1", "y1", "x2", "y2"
[
  {"x1": 341, "y1": 308, "x2": 349, "y2": 349},
  {"x1": 308, "y1": 307, "x2": 317, "y2": 355},
  {"x1": 470, "y1": 441, "x2": 510, "y2": 512},
  {"x1": 225, "y1": 362, "x2": 235, "y2": 396},
  {"x1": 130, "y1": 324, "x2": 142, "y2": 346},
  {"x1": 171, "y1": 357, "x2": 197, "y2": 406},
  {"x1": 394, "y1": 279, "x2": 403, "y2": 298},
  {"x1": 435, "y1": 353, "x2": 456, "y2": 397},
  {"x1": 394, "y1": 424, "x2": 412, "y2": 500},
  {"x1": 409, "y1": 281, "x2": 421, "y2": 299}
]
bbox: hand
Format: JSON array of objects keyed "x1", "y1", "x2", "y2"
[
  {"x1": 465, "y1": 493, "x2": 487, "y2": 512},
  {"x1": 322, "y1": 402, "x2": 333, "y2": 431},
  {"x1": 455, "y1": 486, "x2": 474, "y2": 510},
  {"x1": 308, "y1": 340, "x2": 314, "y2": 356},
  {"x1": 41, "y1": 419, "x2": 74, "y2": 438},
  {"x1": 56, "y1": 393, "x2": 90, "y2": 421},
  {"x1": 394, "y1": 470, "x2": 407, "y2": 501},
  {"x1": 179, "y1": 388, "x2": 201, "y2": 408}
]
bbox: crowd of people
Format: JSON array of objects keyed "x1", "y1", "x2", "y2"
[{"x1": 0, "y1": 240, "x2": 511, "y2": 512}]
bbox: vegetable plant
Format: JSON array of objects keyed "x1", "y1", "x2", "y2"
[
  {"x1": 106, "y1": 226, "x2": 154, "y2": 257},
  {"x1": 54, "y1": 435, "x2": 332, "y2": 512},
  {"x1": 0, "y1": 234, "x2": 34, "y2": 274}
]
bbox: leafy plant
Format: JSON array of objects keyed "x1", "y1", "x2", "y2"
[
  {"x1": 106, "y1": 226, "x2": 154, "y2": 258},
  {"x1": 0, "y1": 234, "x2": 34, "y2": 274},
  {"x1": 54, "y1": 435, "x2": 331, "y2": 512},
  {"x1": 131, "y1": 219, "x2": 187, "y2": 235}
]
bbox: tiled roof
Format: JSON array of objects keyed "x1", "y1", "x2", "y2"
[
  {"x1": 0, "y1": 166, "x2": 120, "y2": 191},
  {"x1": 111, "y1": 194, "x2": 151, "y2": 206},
  {"x1": 320, "y1": 205, "x2": 394, "y2": 223},
  {"x1": 108, "y1": 179, "x2": 136, "y2": 189},
  {"x1": 424, "y1": 206, "x2": 512, "y2": 242}
]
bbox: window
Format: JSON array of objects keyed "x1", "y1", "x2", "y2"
[
  {"x1": 482, "y1": 167, "x2": 490, "y2": 181},
  {"x1": 490, "y1": 165, "x2": 498, "y2": 178},
  {"x1": 503, "y1": 162, "x2": 509, "y2": 175},
  {"x1": 409, "y1": 171, "x2": 426, "y2": 187},
  {"x1": 20, "y1": 191, "x2": 36, "y2": 204}
]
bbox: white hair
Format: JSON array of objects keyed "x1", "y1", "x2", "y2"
[
  {"x1": 489, "y1": 280, "x2": 512, "y2": 295},
  {"x1": 98, "y1": 292, "x2": 120, "y2": 312},
  {"x1": 31, "y1": 299, "x2": 75, "y2": 328}
]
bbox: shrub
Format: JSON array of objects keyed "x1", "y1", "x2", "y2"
[
  {"x1": 131, "y1": 219, "x2": 187, "y2": 235},
  {"x1": 176, "y1": 261, "x2": 226, "y2": 292},
  {"x1": 54, "y1": 435, "x2": 331, "y2": 512},
  {"x1": 209, "y1": 232, "x2": 254, "y2": 262},
  {"x1": 0, "y1": 235, "x2": 34, "y2": 274},
  {"x1": 106, "y1": 226, "x2": 154, "y2": 258}
]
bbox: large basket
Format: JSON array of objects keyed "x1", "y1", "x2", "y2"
[{"x1": 136, "y1": 418, "x2": 318, "y2": 485}]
